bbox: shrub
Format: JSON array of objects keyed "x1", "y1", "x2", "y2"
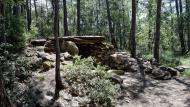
[
  {"x1": 182, "y1": 68, "x2": 190, "y2": 78},
  {"x1": 160, "y1": 51, "x2": 181, "y2": 67},
  {"x1": 0, "y1": 44, "x2": 33, "y2": 106},
  {"x1": 6, "y1": 16, "x2": 25, "y2": 51},
  {"x1": 62, "y1": 56, "x2": 120, "y2": 106}
]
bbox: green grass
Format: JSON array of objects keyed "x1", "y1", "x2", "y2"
[
  {"x1": 179, "y1": 55, "x2": 190, "y2": 78},
  {"x1": 179, "y1": 56, "x2": 190, "y2": 66}
]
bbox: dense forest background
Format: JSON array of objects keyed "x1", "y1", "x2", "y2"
[{"x1": 1, "y1": 0, "x2": 190, "y2": 65}]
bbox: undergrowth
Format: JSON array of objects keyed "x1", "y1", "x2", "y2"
[{"x1": 61, "y1": 56, "x2": 120, "y2": 106}]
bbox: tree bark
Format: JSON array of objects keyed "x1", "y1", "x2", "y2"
[
  {"x1": 175, "y1": 0, "x2": 186, "y2": 53},
  {"x1": 105, "y1": 0, "x2": 117, "y2": 49},
  {"x1": 53, "y1": 0, "x2": 63, "y2": 100},
  {"x1": 77, "y1": 0, "x2": 81, "y2": 36},
  {"x1": 26, "y1": 0, "x2": 31, "y2": 31},
  {"x1": 63, "y1": 0, "x2": 69, "y2": 36},
  {"x1": 0, "y1": 2, "x2": 6, "y2": 43},
  {"x1": 154, "y1": 0, "x2": 162, "y2": 63},
  {"x1": 148, "y1": 0, "x2": 154, "y2": 52},
  {"x1": 186, "y1": 0, "x2": 190, "y2": 50},
  {"x1": 34, "y1": 0, "x2": 38, "y2": 22},
  {"x1": 13, "y1": 3, "x2": 19, "y2": 16},
  {"x1": 130, "y1": 0, "x2": 137, "y2": 58}
]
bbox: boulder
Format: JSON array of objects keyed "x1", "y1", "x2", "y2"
[
  {"x1": 61, "y1": 61, "x2": 73, "y2": 65},
  {"x1": 42, "y1": 61, "x2": 53, "y2": 71},
  {"x1": 31, "y1": 39, "x2": 46, "y2": 46},
  {"x1": 129, "y1": 64, "x2": 140, "y2": 72},
  {"x1": 175, "y1": 66, "x2": 186, "y2": 72},
  {"x1": 60, "y1": 56, "x2": 65, "y2": 62},
  {"x1": 142, "y1": 61, "x2": 153, "y2": 74},
  {"x1": 126, "y1": 58, "x2": 138, "y2": 66},
  {"x1": 36, "y1": 46, "x2": 45, "y2": 52},
  {"x1": 44, "y1": 40, "x2": 55, "y2": 52},
  {"x1": 160, "y1": 66, "x2": 179, "y2": 76},
  {"x1": 61, "y1": 52, "x2": 73, "y2": 60},
  {"x1": 37, "y1": 52, "x2": 55, "y2": 62},
  {"x1": 60, "y1": 41, "x2": 79, "y2": 56},
  {"x1": 109, "y1": 74, "x2": 123, "y2": 84},
  {"x1": 110, "y1": 53, "x2": 130, "y2": 65},
  {"x1": 107, "y1": 70, "x2": 125, "y2": 75},
  {"x1": 152, "y1": 67, "x2": 171, "y2": 80}
]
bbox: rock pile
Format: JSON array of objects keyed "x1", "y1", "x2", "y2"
[
  {"x1": 30, "y1": 36, "x2": 185, "y2": 80},
  {"x1": 31, "y1": 36, "x2": 115, "y2": 64},
  {"x1": 108, "y1": 52, "x2": 183, "y2": 80}
]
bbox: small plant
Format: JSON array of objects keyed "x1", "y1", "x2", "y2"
[
  {"x1": 160, "y1": 51, "x2": 181, "y2": 67},
  {"x1": 182, "y1": 68, "x2": 190, "y2": 78},
  {"x1": 62, "y1": 56, "x2": 120, "y2": 106}
]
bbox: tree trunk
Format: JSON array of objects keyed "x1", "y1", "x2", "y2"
[
  {"x1": 63, "y1": 0, "x2": 69, "y2": 36},
  {"x1": 130, "y1": 0, "x2": 137, "y2": 58},
  {"x1": 148, "y1": 0, "x2": 154, "y2": 52},
  {"x1": 175, "y1": 0, "x2": 186, "y2": 54},
  {"x1": 13, "y1": 3, "x2": 19, "y2": 16},
  {"x1": 105, "y1": 0, "x2": 117, "y2": 49},
  {"x1": 154, "y1": 0, "x2": 162, "y2": 63},
  {"x1": 170, "y1": 0, "x2": 175, "y2": 51},
  {"x1": 34, "y1": 0, "x2": 38, "y2": 22},
  {"x1": 53, "y1": 0, "x2": 63, "y2": 100},
  {"x1": 186, "y1": 0, "x2": 190, "y2": 50},
  {"x1": 26, "y1": 0, "x2": 31, "y2": 31},
  {"x1": 0, "y1": 2, "x2": 6, "y2": 43},
  {"x1": 77, "y1": 0, "x2": 81, "y2": 36}
]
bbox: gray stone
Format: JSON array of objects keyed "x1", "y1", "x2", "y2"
[
  {"x1": 60, "y1": 41, "x2": 79, "y2": 56},
  {"x1": 109, "y1": 74, "x2": 123, "y2": 84},
  {"x1": 175, "y1": 66, "x2": 186, "y2": 72},
  {"x1": 152, "y1": 67, "x2": 171, "y2": 80},
  {"x1": 42, "y1": 61, "x2": 52, "y2": 71},
  {"x1": 108, "y1": 70, "x2": 125, "y2": 75}
]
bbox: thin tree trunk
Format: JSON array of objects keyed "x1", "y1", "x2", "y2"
[
  {"x1": 53, "y1": 0, "x2": 63, "y2": 100},
  {"x1": 26, "y1": 0, "x2": 31, "y2": 31},
  {"x1": 105, "y1": 0, "x2": 117, "y2": 49},
  {"x1": 34, "y1": 0, "x2": 38, "y2": 22},
  {"x1": 148, "y1": 0, "x2": 153, "y2": 52},
  {"x1": 130, "y1": 0, "x2": 137, "y2": 58},
  {"x1": 77, "y1": 0, "x2": 81, "y2": 36},
  {"x1": 0, "y1": 2, "x2": 6, "y2": 43},
  {"x1": 170, "y1": 0, "x2": 175, "y2": 51},
  {"x1": 63, "y1": 0, "x2": 69, "y2": 36},
  {"x1": 13, "y1": 3, "x2": 19, "y2": 16},
  {"x1": 175, "y1": 0, "x2": 186, "y2": 53},
  {"x1": 154, "y1": 0, "x2": 162, "y2": 63},
  {"x1": 186, "y1": 0, "x2": 190, "y2": 50}
]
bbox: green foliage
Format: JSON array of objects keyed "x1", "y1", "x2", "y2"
[
  {"x1": 62, "y1": 56, "x2": 119, "y2": 106},
  {"x1": 5, "y1": 15, "x2": 25, "y2": 51},
  {"x1": 160, "y1": 51, "x2": 181, "y2": 67},
  {"x1": 24, "y1": 24, "x2": 39, "y2": 40},
  {"x1": 0, "y1": 43, "x2": 33, "y2": 106},
  {"x1": 182, "y1": 68, "x2": 190, "y2": 78}
]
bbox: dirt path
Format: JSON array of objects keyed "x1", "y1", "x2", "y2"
[
  {"x1": 116, "y1": 72, "x2": 190, "y2": 107},
  {"x1": 32, "y1": 68, "x2": 190, "y2": 107}
]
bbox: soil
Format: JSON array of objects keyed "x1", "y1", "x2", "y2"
[
  {"x1": 31, "y1": 68, "x2": 190, "y2": 107},
  {"x1": 116, "y1": 72, "x2": 190, "y2": 107}
]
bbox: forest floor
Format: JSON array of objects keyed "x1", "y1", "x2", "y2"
[
  {"x1": 32, "y1": 67, "x2": 190, "y2": 107},
  {"x1": 116, "y1": 55, "x2": 190, "y2": 107},
  {"x1": 116, "y1": 72, "x2": 190, "y2": 107},
  {"x1": 25, "y1": 45, "x2": 190, "y2": 107}
]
